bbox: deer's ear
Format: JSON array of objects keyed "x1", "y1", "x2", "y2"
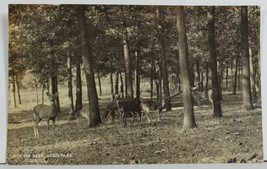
[{"x1": 46, "y1": 92, "x2": 51, "y2": 96}]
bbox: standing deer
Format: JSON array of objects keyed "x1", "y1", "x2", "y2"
[
  {"x1": 116, "y1": 98, "x2": 142, "y2": 126},
  {"x1": 33, "y1": 92, "x2": 59, "y2": 138},
  {"x1": 141, "y1": 100, "x2": 163, "y2": 123},
  {"x1": 191, "y1": 85, "x2": 213, "y2": 108}
]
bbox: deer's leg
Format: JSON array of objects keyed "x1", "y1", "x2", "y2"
[
  {"x1": 157, "y1": 110, "x2": 161, "y2": 121},
  {"x1": 111, "y1": 111, "x2": 115, "y2": 123},
  {"x1": 34, "y1": 119, "x2": 40, "y2": 138},
  {"x1": 52, "y1": 119, "x2": 55, "y2": 136},
  {"x1": 123, "y1": 112, "x2": 127, "y2": 127},
  {"x1": 34, "y1": 123, "x2": 36, "y2": 138},
  {"x1": 131, "y1": 112, "x2": 135, "y2": 125},
  {"x1": 33, "y1": 113, "x2": 41, "y2": 138},
  {"x1": 144, "y1": 111, "x2": 151, "y2": 123}
]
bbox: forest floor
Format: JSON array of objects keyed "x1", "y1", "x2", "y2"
[{"x1": 6, "y1": 92, "x2": 263, "y2": 164}]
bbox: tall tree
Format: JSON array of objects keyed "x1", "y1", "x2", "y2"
[
  {"x1": 76, "y1": 6, "x2": 102, "y2": 127},
  {"x1": 122, "y1": 8, "x2": 133, "y2": 98},
  {"x1": 135, "y1": 50, "x2": 141, "y2": 99},
  {"x1": 50, "y1": 54, "x2": 61, "y2": 113},
  {"x1": 157, "y1": 8, "x2": 171, "y2": 111},
  {"x1": 75, "y1": 56, "x2": 82, "y2": 112},
  {"x1": 67, "y1": 50, "x2": 75, "y2": 119},
  {"x1": 176, "y1": 6, "x2": 197, "y2": 129},
  {"x1": 240, "y1": 6, "x2": 253, "y2": 110},
  {"x1": 207, "y1": 7, "x2": 222, "y2": 118}
]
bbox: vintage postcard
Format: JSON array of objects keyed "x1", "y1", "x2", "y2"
[{"x1": 7, "y1": 4, "x2": 262, "y2": 164}]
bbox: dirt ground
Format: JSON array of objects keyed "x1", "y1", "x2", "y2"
[{"x1": 6, "y1": 93, "x2": 263, "y2": 164}]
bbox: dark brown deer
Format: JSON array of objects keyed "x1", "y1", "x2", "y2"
[
  {"x1": 33, "y1": 92, "x2": 59, "y2": 138},
  {"x1": 116, "y1": 98, "x2": 142, "y2": 126}
]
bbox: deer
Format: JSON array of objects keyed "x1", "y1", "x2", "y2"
[
  {"x1": 141, "y1": 100, "x2": 164, "y2": 123},
  {"x1": 116, "y1": 98, "x2": 142, "y2": 127},
  {"x1": 33, "y1": 92, "x2": 59, "y2": 138},
  {"x1": 191, "y1": 85, "x2": 213, "y2": 108}
]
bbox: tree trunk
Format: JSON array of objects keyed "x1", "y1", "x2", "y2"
[
  {"x1": 219, "y1": 66, "x2": 223, "y2": 100},
  {"x1": 122, "y1": 22, "x2": 133, "y2": 99},
  {"x1": 97, "y1": 74, "x2": 102, "y2": 96},
  {"x1": 205, "y1": 61, "x2": 209, "y2": 92},
  {"x1": 15, "y1": 74, "x2": 21, "y2": 104},
  {"x1": 115, "y1": 71, "x2": 119, "y2": 95},
  {"x1": 157, "y1": 8, "x2": 171, "y2": 111},
  {"x1": 50, "y1": 55, "x2": 60, "y2": 113},
  {"x1": 226, "y1": 61, "x2": 229, "y2": 90},
  {"x1": 208, "y1": 7, "x2": 222, "y2": 118},
  {"x1": 110, "y1": 73, "x2": 114, "y2": 100},
  {"x1": 189, "y1": 61, "x2": 195, "y2": 87},
  {"x1": 12, "y1": 76, "x2": 17, "y2": 108},
  {"x1": 230, "y1": 61, "x2": 234, "y2": 88},
  {"x1": 196, "y1": 60, "x2": 201, "y2": 88},
  {"x1": 233, "y1": 55, "x2": 239, "y2": 95},
  {"x1": 156, "y1": 79, "x2": 160, "y2": 103},
  {"x1": 77, "y1": 6, "x2": 102, "y2": 127},
  {"x1": 34, "y1": 78, "x2": 38, "y2": 105},
  {"x1": 75, "y1": 57, "x2": 82, "y2": 112},
  {"x1": 176, "y1": 6, "x2": 197, "y2": 129},
  {"x1": 241, "y1": 6, "x2": 253, "y2": 110},
  {"x1": 150, "y1": 56, "x2": 155, "y2": 101},
  {"x1": 41, "y1": 83, "x2": 45, "y2": 104},
  {"x1": 238, "y1": 61, "x2": 241, "y2": 90},
  {"x1": 257, "y1": 52, "x2": 261, "y2": 106},
  {"x1": 249, "y1": 47, "x2": 256, "y2": 102},
  {"x1": 158, "y1": 62, "x2": 162, "y2": 104},
  {"x1": 200, "y1": 70, "x2": 204, "y2": 91},
  {"x1": 175, "y1": 52, "x2": 182, "y2": 92},
  {"x1": 135, "y1": 50, "x2": 141, "y2": 99},
  {"x1": 67, "y1": 52, "x2": 75, "y2": 119},
  {"x1": 120, "y1": 73, "x2": 124, "y2": 98}
]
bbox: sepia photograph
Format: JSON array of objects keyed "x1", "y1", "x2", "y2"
[{"x1": 7, "y1": 4, "x2": 262, "y2": 164}]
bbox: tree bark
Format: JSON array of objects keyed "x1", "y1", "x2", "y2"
[
  {"x1": 115, "y1": 71, "x2": 119, "y2": 95},
  {"x1": 41, "y1": 83, "x2": 45, "y2": 104},
  {"x1": 120, "y1": 73, "x2": 124, "y2": 98},
  {"x1": 150, "y1": 58, "x2": 155, "y2": 101},
  {"x1": 75, "y1": 57, "x2": 82, "y2": 112},
  {"x1": 226, "y1": 61, "x2": 229, "y2": 90},
  {"x1": 238, "y1": 61, "x2": 241, "y2": 90},
  {"x1": 135, "y1": 50, "x2": 141, "y2": 99},
  {"x1": 158, "y1": 62, "x2": 162, "y2": 104},
  {"x1": 122, "y1": 21, "x2": 133, "y2": 99},
  {"x1": 196, "y1": 60, "x2": 201, "y2": 89},
  {"x1": 208, "y1": 7, "x2": 222, "y2": 118},
  {"x1": 232, "y1": 55, "x2": 239, "y2": 95},
  {"x1": 176, "y1": 6, "x2": 197, "y2": 129},
  {"x1": 97, "y1": 74, "x2": 102, "y2": 96},
  {"x1": 175, "y1": 52, "x2": 181, "y2": 91},
  {"x1": 50, "y1": 55, "x2": 60, "y2": 113},
  {"x1": 110, "y1": 73, "x2": 114, "y2": 100},
  {"x1": 249, "y1": 47, "x2": 256, "y2": 102},
  {"x1": 34, "y1": 78, "x2": 38, "y2": 105},
  {"x1": 205, "y1": 61, "x2": 209, "y2": 92},
  {"x1": 257, "y1": 52, "x2": 261, "y2": 106},
  {"x1": 240, "y1": 6, "x2": 253, "y2": 110},
  {"x1": 157, "y1": 8, "x2": 171, "y2": 111},
  {"x1": 67, "y1": 52, "x2": 75, "y2": 119},
  {"x1": 15, "y1": 74, "x2": 21, "y2": 104},
  {"x1": 77, "y1": 6, "x2": 102, "y2": 127},
  {"x1": 12, "y1": 76, "x2": 17, "y2": 108}
]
